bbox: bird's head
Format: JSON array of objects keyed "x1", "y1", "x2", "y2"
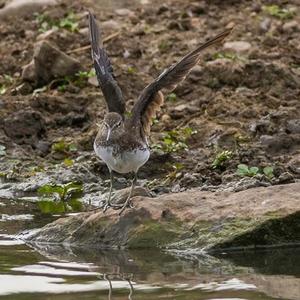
[{"x1": 100, "y1": 112, "x2": 124, "y2": 141}]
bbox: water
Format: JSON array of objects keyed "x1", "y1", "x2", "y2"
[{"x1": 1, "y1": 198, "x2": 300, "y2": 300}]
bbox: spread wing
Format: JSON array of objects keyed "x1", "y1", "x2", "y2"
[
  {"x1": 131, "y1": 27, "x2": 233, "y2": 135},
  {"x1": 88, "y1": 12, "x2": 125, "y2": 115}
]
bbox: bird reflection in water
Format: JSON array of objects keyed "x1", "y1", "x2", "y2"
[{"x1": 98, "y1": 273, "x2": 134, "y2": 300}]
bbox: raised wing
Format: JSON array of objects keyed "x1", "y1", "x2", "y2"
[
  {"x1": 88, "y1": 12, "x2": 125, "y2": 115},
  {"x1": 131, "y1": 27, "x2": 233, "y2": 135}
]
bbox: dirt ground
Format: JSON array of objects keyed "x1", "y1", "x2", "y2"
[{"x1": 0, "y1": 0, "x2": 299, "y2": 195}]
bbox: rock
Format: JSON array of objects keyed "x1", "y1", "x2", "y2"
[
  {"x1": 25, "y1": 183, "x2": 300, "y2": 252},
  {"x1": 282, "y1": 20, "x2": 300, "y2": 33},
  {"x1": 88, "y1": 76, "x2": 99, "y2": 87},
  {"x1": 0, "y1": 0, "x2": 57, "y2": 19},
  {"x1": 288, "y1": 155, "x2": 300, "y2": 175},
  {"x1": 3, "y1": 110, "x2": 46, "y2": 146},
  {"x1": 115, "y1": 8, "x2": 134, "y2": 17},
  {"x1": 260, "y1": 18, "x2": 271, "y2": 32},
  {"x1": 22, "y1": 41, "x2": 81, "y2": 86},
  {"x1": 277, "y1": 172, "x2": 295, "y2": 184},
  {"x1": 223, "y1": 41, "x2": 251, "y2": 53},
  {"x1": 101, "y1": 20, "x2": 121, "y2": 30},
  {"x1": 286, "y1": 119, "x2": 300, "y2": 134}
]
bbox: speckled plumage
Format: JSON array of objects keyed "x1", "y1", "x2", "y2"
[{"x1": 88, "y1": 11, "x2": 232, "y2": 213}]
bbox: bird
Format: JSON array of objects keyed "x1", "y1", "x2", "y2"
[{"x1": 88, "y1": 12, "x2": 232, "y2": 215}]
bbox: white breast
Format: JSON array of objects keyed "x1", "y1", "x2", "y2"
[{"x1": 94, "y1": 144, "x2": 150, "y2": 174}]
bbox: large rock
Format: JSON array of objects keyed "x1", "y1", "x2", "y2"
[
  {"x1": 0, "y1": 0, "x2": 57, "y2": 19},
  {"x1": 3, "y1": 109, "x2": 46, "y2": 146},
  {"x1": 25, "y1": 182, "x2": 300, "y2": 252},
  {"x1": 22, "y1": 41, "x2": 81, "y2": 86}
]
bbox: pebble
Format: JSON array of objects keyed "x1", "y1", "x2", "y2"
[
  {"x1": 223, "y1": 41, "x2": 251, "y2": 53},
  {"x1": 282, "y1": 20, "x2": 299, "y2": 33}
]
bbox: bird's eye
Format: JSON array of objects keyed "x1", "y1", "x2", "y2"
[{"x1": 116, "y1": 122, "x2": 121, "y2": 127}]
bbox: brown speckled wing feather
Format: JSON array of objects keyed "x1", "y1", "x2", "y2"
[
  {"x1": 88, "y1": 12, "x2": 125, "y2": 116},
  {"x1": 131, "y1": 27, "x2": 233, "y2": 135}
]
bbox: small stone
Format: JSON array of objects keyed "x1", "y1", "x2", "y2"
[
  {"x1": 282, "y1": 20, "x2": 299, "y2": 33},
  {"x1": 88, "y1": 76, "x2": 99, "y2": 87},
  {"x1": 101, "y1": 20, "x2": 121, "y2": 30},
  {"x1": 161, "y1": 114, "x2": 171, "y2": 124},
  {"x1": 260, "y1": 18, "x2": 271, "y2": 32},
  {"x1": 157, "y1": 4, "x2": 168, "y2": 14},
  {"x1": 277, "y1": 172, "x2": 295, "y2": 184},
  {"x1": 287, "y1": 154, "x2": 300, "y2": 175},
  {"x1": 115, "y1": 8, "x2": 134, "y2": 17},
  {"x1": 286, "y1": 119, "x2": 300, "y2": 134},
  {"x1": 36, "y1": 28, "x2": 57, "y2": 41},
  {"x1": 174, "y1": 104, "x2": 188, "y2": 112},
  {"x1": 223, "y1": 41, "x2": 251, "y2": 53}
]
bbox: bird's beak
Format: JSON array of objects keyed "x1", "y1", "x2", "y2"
[{"x1": 106, "y1": 128, "x2": 111, "y2": 141}]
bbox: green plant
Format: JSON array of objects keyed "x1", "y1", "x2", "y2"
[
  {"x1": 263, "y1": 166, "x2": 274, "y2": 179},
  {"x1": 51, "y1": 140, "x2": 77, "y2": 154},
  {"x1": 237, "y1": 164, "x2": 275, "y2": 178},
  {"x1": 37, "y1": 182, "x2": 83, "y2": 213},
  {"x1": 152, "y1": 127, "x2": 196, "y2": 154},
  {"x1": 127, "y1": 66, "x2": 137, "y2": 74},
  {"x1": 166, "y1": 93, "x2": 177, "y2": 102},
  {"x1": 212, "y1": 150, "x2": 233, "y2": 169},
  {"x1": 212, "y1": 52, "x2": 239, "y2": 60},
  {"x1": 263, "y1": 5, "x2": 295, "y2": 20},
  {"x1": 237, "y1": 164, "x2": 259, "y2": 177},
  {"x1": 35, "y1": 12, "x2": 79, "y2": 33},
  {"x1": 164, "y1": 163, "x2": 184, "y2": 183}
]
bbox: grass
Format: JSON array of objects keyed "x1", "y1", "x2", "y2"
[
  {"x1": 262, "y1": 5, "x2": 295, "y2": 20},
  {"x1": 212, "y1": 150, "x2": 233, "y2": 170},
  {"x1": 35, "y1": 12, "x2": 79, "y2": 33},
  {"x1": 152, "y1": 127, "x2": 197, "y2": 154}
]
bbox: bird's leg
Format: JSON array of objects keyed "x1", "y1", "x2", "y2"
[
  {"x1": 103, "y1": 170, "x2": 113, "y2": 212},
  {"x1": 119, "y1": 172, "x2": 137, "y2": 215}
]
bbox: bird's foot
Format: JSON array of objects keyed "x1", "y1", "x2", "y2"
[{"x1": 118, "y1": 198, "x2": 133, "y2": 216}]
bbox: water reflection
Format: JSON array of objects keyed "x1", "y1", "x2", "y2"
[{"x1": 0, "y1": 235, "x2": 300, "y2": 299}]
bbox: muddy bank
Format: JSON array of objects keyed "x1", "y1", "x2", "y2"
[{"x1": 24, "y1": 182, "x2": 300, "y2": 251}]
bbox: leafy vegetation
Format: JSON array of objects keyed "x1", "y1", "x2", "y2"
[
  {"x1": 51, "y1": 140, "x2": 77, "y2": 154},
  {"x1": 35, "y1": 12, "x2": 79, "y2": 33},
  {"x1": 152, "y1": 127, "x2": 197, "y2": 154},
  {"x1": 212, "y1": 150, "x2": 233, "y2": 170},
  {"x1": 237, "y1": 164, "x2": 274, "y2": 178},
  {"x1": 262, "y1": 5, "x2": 295, "y2": 20},
  {"x1": 212, "y1": 52, "x2": 239, "y2": 61},
  {"x1": 166, "y1": 93, "x2": 177, "y2": 102},
  {"x1": 55, "y1": 69, "x2": 96, "y2": 92},
  {"x1": 37, "y1": 182, "x2": 83, "y2": 213}
]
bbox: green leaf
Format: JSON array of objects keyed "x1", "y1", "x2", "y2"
[
  {"x1": 237, "y1": 164, "x2": 250, "y2": 176},
  {"x1": 263, "y1": 166, "x2": 274, "y2": 178},
  {"x1": 166, "y1": 93, "x2": 177, "y2": 102},
  {"x1": 249, "y1": 167, "x2": 259, "y2": 175},
  {"x1": 51, "y1": 141, "x2": 67, "y2": 152},
  {"x1": 64, "y1": 158, "x2": 74, "y2": 167},
  {"x1": 38, "y1": 200, "x2": 65, "y2": 214},
  {"x1": 68, "y1": 198, "x2": 83, "y2": 211}
]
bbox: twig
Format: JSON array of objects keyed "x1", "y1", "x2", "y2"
[{"x1": 67, "y1": 31, "x2": 121, "y2": 54}]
